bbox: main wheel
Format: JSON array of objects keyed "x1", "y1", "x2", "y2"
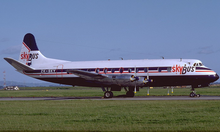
[
  {"x1": 126, "y1": 91, "x2": 135, "y2": 97},
  {"x1": 104, "y1": 91, "x2": 113, "y2": 98}
]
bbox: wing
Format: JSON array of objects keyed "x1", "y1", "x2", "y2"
[
  {"x1": 4, "y1": 57, "x2": 34, "y2": 71},
  {"x1": 67, "y1": 70, "x2": 108, "y2": 80}
]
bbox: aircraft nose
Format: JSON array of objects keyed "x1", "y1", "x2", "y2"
[{"x1": 215, "y1": 73, "x2": 219, "y2": 81}]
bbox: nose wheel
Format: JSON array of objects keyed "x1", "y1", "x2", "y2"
[
  {"x1": 189, "y1": 92, "x2": 200, "y2": 97},
  {"x1": 189, "y1": 86, "x2": 200, "y2": 97}
]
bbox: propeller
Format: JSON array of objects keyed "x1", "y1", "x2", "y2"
[
  {"x1": 134, "y1": 66, "x2": 137, "y2": 93},
  {"x1": 131, "y1": 67, "x2": 153, "y2": 94},
  {"x1": 146, "y1": 68, "x2": 153, "y2": 83},
  {"x1": 146, "y1": 67, "x2": 154, "y2": 96},
  {"x1": 130, "y1": 75, "x2": 136, "y2": 82},
  {"x1": 147, "y1": 67, "x2": 149, "y2": 95},
  {"x1": 143, "y1": 68, "x2": 150, "y2": 84},
  {"x1": 147, "y1": 67, "x2": 149, "y2": 81}
]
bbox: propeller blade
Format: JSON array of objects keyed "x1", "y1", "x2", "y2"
[
  {"x1": 134, "y1": 85, "x2": 136, "y2": 93},
  {"x1": 134, "y1": 66, "x2": 136, "y2": 93},
  {"x1": 147, "y1": 67, "x2": 149, "y2": 80}
]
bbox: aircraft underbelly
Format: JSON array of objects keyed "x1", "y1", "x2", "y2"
[{"x1": 35, "y1": 74, "x2": 216, "y2": 87}]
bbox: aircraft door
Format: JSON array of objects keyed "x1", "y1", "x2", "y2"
[{"x1": 56, "y1": 64, "x2": 64, "y2": 79}]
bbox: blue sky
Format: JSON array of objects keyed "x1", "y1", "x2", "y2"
[{"x1": 1, "y1": 0, "x2": 220, "y2": 84}]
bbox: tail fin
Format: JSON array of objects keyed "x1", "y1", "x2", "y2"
[{"x1": 19, "y1": 33, "x2": 47, "y2": 66}]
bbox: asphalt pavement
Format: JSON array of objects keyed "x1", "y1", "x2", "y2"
[{"x1": 0, "y1": 95, "x2": 220, "y2": 101}]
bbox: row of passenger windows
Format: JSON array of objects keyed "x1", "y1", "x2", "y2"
[{"x1": 90, "y1": 67, "x2": 172, "y2": 74}]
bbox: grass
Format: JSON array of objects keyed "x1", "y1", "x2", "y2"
[
  {"x1": 0, "y1": 100, "x2": 220, "y2": 131},
  {"x1": 0, "y1": 86, "x2": 220, "y2": 97},
  {"x1": 0, "y1": 86, "x2": 220, "y2": 131}
]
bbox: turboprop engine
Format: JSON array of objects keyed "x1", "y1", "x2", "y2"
[
  {"x1": 130, "y1": 75, "x2": 153, "y2": 84},
  {"x1": 102, "y1": 74, "x2": 152, "y2": 87}
]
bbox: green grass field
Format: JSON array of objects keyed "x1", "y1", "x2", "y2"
[
  {"x1": 0, "y1": 86, "x2": 220, "y2": 131},
  {"x1": 0, "y1": 86, "x2": 220, "y2": 97},
  {"x1": 0, "y1": 100, "x2": 220, "y2": 131}
]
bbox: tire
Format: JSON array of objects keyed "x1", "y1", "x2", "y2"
[
  {"x1": 109, "y1": 91, "x2": 113, "y2": 98},
  {"x1": 126, "y1": 91, "x2": 135, "y2": 97},
  {"x1": 189, "y1": 92, "x2": 195, "y2": 97},
  {"x1": 104, "y1": 91, "x2": 113, "y2": 98}
]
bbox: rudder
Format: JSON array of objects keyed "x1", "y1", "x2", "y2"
[{"x1": 23, "y1": 33, "x2": 39, "y2": 51}]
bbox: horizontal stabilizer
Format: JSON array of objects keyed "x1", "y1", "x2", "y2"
[
  {"x1": 67, "y1": 70, "x2": 107, "y2": 80},
  {"x1": 4, "y1": 57, "x2": 34, "y2": 71}
]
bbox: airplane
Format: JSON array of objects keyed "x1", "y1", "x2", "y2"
[{"x1": 4, "y1": 33, "x2": 219, "y2": 98}]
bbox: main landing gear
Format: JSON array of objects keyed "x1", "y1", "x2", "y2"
[
  {"x1": 104, "y1": 91, "x2": 113, "y2": 98},
  {"x1": 102, "y1": 87, "x2": 114, "y2": 98},
  {"x1": 104, "y1": 91, "x2": 135, "y2": 98},
  {"x1": 189, "y1": 87, "x2": 200, "y2": 97},
  {"x1": 102, "y1": 87, "x2": 135, "y2": 98},
  {"x1": 126, "y1": 91, "x2": 135, "y2": 97}
]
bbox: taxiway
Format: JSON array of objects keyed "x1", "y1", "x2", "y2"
[{"x1": 0, "y1": 96, "x2": 220, "y2": 101}]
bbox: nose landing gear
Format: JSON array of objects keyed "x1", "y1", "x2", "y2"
[
  {"x1": 189, "y1": 92, "x2": 200, "y2": 97},
  {"x1": 189, "y1": 86, "x2": 200, "y2": 97}
]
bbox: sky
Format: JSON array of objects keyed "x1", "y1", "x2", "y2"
[{"x1": 1, "y1": 0, "x2": 220, "y2": 84}]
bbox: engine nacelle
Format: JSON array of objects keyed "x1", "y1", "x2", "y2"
[
  {"x1": 130, "y1": 75, "x2": 139, "y2": 82},
  {"x1": 102, "y1": 75, "x2": 153, "y2": 87},
  {"x1": 139, "y1": 77, "x2": 153, "y2": 84}
]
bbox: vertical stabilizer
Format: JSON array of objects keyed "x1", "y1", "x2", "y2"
[{"x1": 19, "y1": 33, "x2": 46, "y2": 66}]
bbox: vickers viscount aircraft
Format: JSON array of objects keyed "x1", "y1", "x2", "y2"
[{"x1": 4, "y1": 33, "x2": 219, "y2": 98}]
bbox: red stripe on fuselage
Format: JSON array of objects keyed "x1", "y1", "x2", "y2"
[{"x1": 196, "y1": 70, "x2": 215, "y2": 72}]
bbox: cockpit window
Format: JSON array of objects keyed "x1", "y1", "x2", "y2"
[
  {"x1": 199, "y1": 63, "x2": 203, "y2": 66},
  {"x1": 193, "y1": 63, "x2": 203, "y2": 67}
]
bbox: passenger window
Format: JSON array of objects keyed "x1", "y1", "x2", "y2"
[
  {"x1": 193, "y1": 63, "x2": 196, "y2": 67},
  {"x1": 158, "y1": 68, "x2": 161, "y2": 72},
  {"x1": 96, "y1": 68, "x2": 100, "y2": 73},
  {"x1": 111, "y1": 68, "x2": 115, "y2": 73},
  {"x1": 104, "y1": 68, "x2": 108, "y2": 74},
  {"x1": 136, "y1": 68, "x2": 139, "y2": 73},
  {"x1": 167, "y1": 67, "x2": 171, "y2": 72},
  {"x1": 128, "y1": 68, "x2": 132, "y2": 73},
  {"x1": 144, "y1": 68, "x2": 148, "y2": 73},
  {"x1": 119, "y1": 67, "x2": 124, "y2": 73}
]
